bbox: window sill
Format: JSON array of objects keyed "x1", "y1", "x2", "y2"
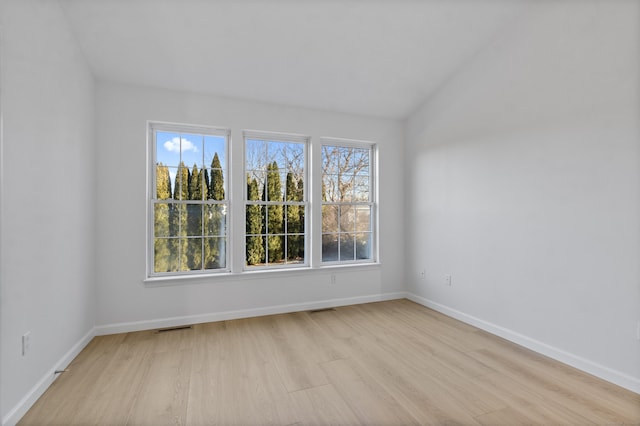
[{"x1": 143, "y1": 262, "x2": 381, "y2": 287}]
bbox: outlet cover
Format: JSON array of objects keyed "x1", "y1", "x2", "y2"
[{"x1": 22, "y1": 332, "x2": 31, "y2": 356}]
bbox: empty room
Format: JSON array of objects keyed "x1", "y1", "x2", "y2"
[{"x1": 1, "y1": 0, "x2": 639, "y2": 425}]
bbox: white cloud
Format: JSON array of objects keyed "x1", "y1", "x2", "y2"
[{"x1": 164, "y1": 137, "x2": 198, "y2": 153}]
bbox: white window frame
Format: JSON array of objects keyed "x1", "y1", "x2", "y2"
[
  {"x1": 320, "y1": 138, "x2": 377, "y2": 265},
  {"x1": 243, "y1": 130, "x2": 310, "y2": 270},
  {"x1": 147, "y1": 121, "x2": 231, "y2": 278},
  {"x1": 145, "y1": 122, "x2": 380, "y2": 282}
]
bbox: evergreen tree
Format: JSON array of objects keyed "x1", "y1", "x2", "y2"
[
  {"x1": 286, "y1": 172, "x2": 302, "y2": 261},
  {"x1": 246, "y1": 175, "x2": 264, "y2": 265},
  {"x1": 209, "y1": 153, "x2": 225, "y2": 200},
  {"x1": 204, "y1": 152, "x2": 225, "y2": 268},
  {"x1": 265, "y1": 161, "x2": 284, "y2": 263},
  {"x1": 171, "y1": 162, "x2": 190, "y2": 270},
  {"x1": 297, "y1": 177, "x2": 306, "y2": 261},
  {"x1": 156, "y1": 162, "x2": 172, "y2": 200},
  {"x1": 187, "y1": 164, "x2": 203, "y2": 270},
  {"x1": 203, "y1": 168, "x2": 210, "y2": 200},
  {"x1": 189, "y1": 164, "x2": 202, "y2": 200},
  {"x1": 174, "y1": 161, "x2": 190, "y2": 201},
  {"x1": 297, "y1": 177, "x2": 305, "y2": 223},
  {"x1": 154, "y1": 163, "x2": 172, "y2": 272}
]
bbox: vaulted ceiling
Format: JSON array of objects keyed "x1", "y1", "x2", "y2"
[{"x1": 59, "y1": 0, "x2": 529, "y2": 119}]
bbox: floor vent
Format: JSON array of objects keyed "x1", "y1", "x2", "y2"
[
  {"x1": 156, "y1": 325, "x2": 193, "y2": 333},
  {"x1": 309, "y1": 308, "x2": 336, "y2": 314}
]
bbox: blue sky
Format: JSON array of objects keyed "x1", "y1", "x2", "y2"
[{"x1": 156, "y1": 131, "x2": 226, "y2": 185}]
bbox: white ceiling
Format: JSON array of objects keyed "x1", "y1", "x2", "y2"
[{"x1": 59, "y1": 0, "x2": 529, "y2": 120}]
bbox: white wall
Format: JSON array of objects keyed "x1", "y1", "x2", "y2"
[
  {"x1": 0, "y1": 1, "x2": 96, "y2": 423},
  {"x1": 94, "y1": 81, "x2": 405, "y2": 331},
  {"x1": 405, "y1": 0, "x2": 640, "y2": 391}
]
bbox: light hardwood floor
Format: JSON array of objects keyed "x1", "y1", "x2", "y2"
[{"x1": 19, "y1": 299, "x2": 640, "y2": 425}]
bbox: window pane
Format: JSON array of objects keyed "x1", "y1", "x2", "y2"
[
  {"x1": 279, "y1": 171, "x2": 287, "y2": 200},
  {"x1": 178, "y1": 238, "x2": 190, "y2": 271},
  {"x1": 186, "y1": 237, "x2": 204, "y2": 270},
  {"x1": 284, "y1": 172, "x2": 297, "y2": 201},
  {"x1": 154, "y1": 204, "x2": 171, "y2": 237},
  {"x1": 267, "y1": 205, "x2": 283, "y2": 235},
  {"x1": 265, "y1": 168, "x2": 283, "y2": 201},
  {"x1": 322, "y1": 205, "x2": 338, "y2": 233},
  {"x1": 287, "y1": 235, "x2": 304, "y2": 263},
  {"x1": 286, "y1": 205, "x2": 304, "y2": 233},
  {"x1": 204, "y1": 135, "x2": 226, "y2": 170},
  {"x1": 267, "y1": 235, "x2": 285, "y2": 264},
  {"x1": 246, "y1": 171, "x2": 264, "y2": 201},
  {"x1": 245, "y1": 204, "x2": 263, "y2": 235},
  {"x1": 286, "y1": 143, "x2": 305, "y2": 174},
  {"x1": 266, "y1": 140, "x2": 288, "y2": 166},
  {"x1": 174, "y1": 165, "x2": 190, "y2": 200},
  {"x1": 354, "y1": 175, "x2": 370, "y2": 202},
  {"x1": 204, "y1": 237, "x2": 226, "y2": 269},
  {"x1": 155, "y1": 164, "x2": 172, "y2": 200},
  {"x1": 187, "y1": 165, "x2": 205, "y2": 200},
  {"x1": 353, "y1": 148, "x2": 369, "y2": 175},
  {"x1": 322, "y1": 145, "x2": 340, "y2": 172},
  {"x1": 338, "y1": 147, "x2": 353, "y2": 174},
  {"x1": 170, "y1": 204, "x2": 187, "y2": 237},
  {"x1": 246, "y1": 235, "x2": 265, "y2": 266},
  {"x1": 156, "y1": 131, "x2": 181, "y2": 168},
  {"x1": 339, "y1": 234, "x2": 355, "y2": 261},
  {"x1": 246, "y1": 139, "x2": 266, "y2": 173},
  {"x1": 185, "y1": 204, "x2": 203, "y2": 236},
  {"x1": 339, "y1": 205, "x2": 355, "y2": 232},
  {"x1": 180, "y1": 134, "x2": 203, "y2": 169},
  {"x1": 339, "y1": 173, "x2": 355, "y2": 202},
  {"x1": 356, "y1": 233, "x2": 372, "y2": 260},
  {"x1": 298, "y1": 205, "x2": 306, "y2": 232},
  {"x1": 206, "y1": 168, "x2": 226, "y2": 201},
  {"x1": 154, "y1": 238, "x2": 179, "y2": 272},
  {"x1": 322, "y1": 174, "x2": 339, "y2": 202},
  {"x1": 205, "y1": 204, "x2": 226, "y2": 237},
  {"x1": 165, "y1": 167, "x2": 178, "y2": 200},
  {"x1": 293, "y1": 173, "x2": 304, "y2": 201},
  {"x1": 322, "y1": 234, "x2": 339, "y2": 262},
  {"x1": 355, "y1": 205, "x2": 371, "y2": 232}
]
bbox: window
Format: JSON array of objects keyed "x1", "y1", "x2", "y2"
[
  {"x1": 148, "y1": 122, "x2": 229, "y2": 276},
  {"x1": 147, "y1": 122, "x2": 377, "y2": 280},
  {"x1": 321, "y1": 141, "x2": 375, "y2": 263},
  {"x1": 244, "y1": 131, "x2": 308, "y2": 268}
]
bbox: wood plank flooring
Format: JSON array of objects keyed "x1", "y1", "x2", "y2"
[{"x1": 19, "y1": 299, "x2": 640, "y2": 425}]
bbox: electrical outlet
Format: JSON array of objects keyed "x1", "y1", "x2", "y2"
[
  {"x1": 444, "y1": 274, "x2": 452, "y2": 286},
  {"x1": 330, "y1": 274, "x2": 337, "y2": 284},
  {"x1": 420, "y1": 269, "x2": 426, "y2": 279},
  {"x1": 22, "y1": 332, "x2": 31, "y2": 356}
]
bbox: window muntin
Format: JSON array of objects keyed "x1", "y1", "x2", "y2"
[
  {"x1": 244, "y1": 132, "x2": 308, "y2": 268},
  {"x1": 321, "y1": 143, "x2": 375, "y2": 263},
  {"x1": 150, "y1": 123, "x2": 229, "y2": 275}
]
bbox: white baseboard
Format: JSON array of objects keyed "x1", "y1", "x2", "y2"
[
  {"x1": 406, "y1": 292, "x2": 640, "y2": 395},
  {"x1": 95, "y1": 292, "x2": 407, "y2": 336},
  {"x1": 2, "y1": 327, "x2": 96, "y2": 426}
]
